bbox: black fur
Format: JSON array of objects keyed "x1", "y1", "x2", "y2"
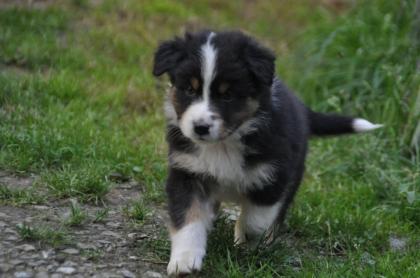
[{"x1": 154, "y1": 30, "x2": 363, "y2": 235}]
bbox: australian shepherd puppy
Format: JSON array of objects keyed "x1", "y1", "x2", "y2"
[{"x1": 152, "y1": 30, "x2": 381, "y2": 276}]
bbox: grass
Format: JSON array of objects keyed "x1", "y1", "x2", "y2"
[
  {"x1": 93, "y1": 207, "x2": 110, "y2": 223},
  {"x1": 0, "y1": 0, "x2": 419, "y2": 277},
  {"x1": 64, "y1": 201, "x2": 88, "y2": 226},
  {"x1": 16, "y1": 223, "x2": 69, "y2": 247},
  {"x1": 124, "y1": 199, "x2": 150, "y2": 223},
  {"x1": 0, "y1": 184, "x2": 45, "y2": 205}
]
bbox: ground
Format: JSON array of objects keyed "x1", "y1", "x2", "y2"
[{"x1": 0, "y1": 0, "x2": 419, "y2": 277}]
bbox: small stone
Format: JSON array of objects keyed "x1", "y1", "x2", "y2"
[
  {"x1": 10, "y1": 259, "x2": 24, "y2": 266},
  {"x1": 5, "y1": 228, "x2": 17, "y2": 234},
  {"x1": 16, "y1": 244, "x2": 36, "y2": 252},
  {"x1": 0, "y1": 221, "x2": 7, "y2": 228},
  {"x1": 361, "y1": 252, "x2": 376, "y2": 266},
  {"x1": 121, "y1": 269, "x2": 136, "y2": 278},
  {"x1": 96, "y1": 264, "x2": 107, "y2": 269},
  {"x1": 101, "y1": 231, "x2": 121, "y2": 238},
  {"x1": 61, "y1": 248, "x2": 79, "y2": 255},
  {"x1": 76, "y1": 243, "x2": 96, "y2": 250},
  {"x1": 33, "y1": 205, "x2": 49, "y2": 210},
  {"x1": 106, "y1": 222, "x2": 120, "y2": 228},
  {"x1": 97, "y1": 240, "x2": 111, "y2": 245},
  {"x1": 0, "y1": 263, "x2": 11, "y2": 272},
  {"x1": 62, "y1": 261, "x2": 77, "y2": 267},
  {"x1": 108, "y1": 172, "x2": 130, "y2": 183},
  {"x1": 14, "y1": 272, "x2": 33, "y2": 278},
  {"x1": 28, "y1": 261, "x2": 45, "y2": 267},
  {"x1": 0, "y1": 212, "x2": 9, "y2": 218},
  {"x1": 55, "y1": 254, "x2": 66, "y2": 263},
  {"x1": 51, "y1": 274, "x2": 63, "y2": 278},
  {"x1": 389, "y1": 236, "x2": 407, "y2": 251},
  {"x1": 128, "y1": 256, "x2": 138, "y2": 260},
  {"x1": 56, "y1": 266, "x2": 77, "y2": 275},
  {"x1": 143, "y1": 271, "x2": 162, "y2": 278},
  {"x1": 41, "y1": 249, "x2": 54, "y2": 259},
  {"x1": 47, "y1": 265, "x2": 58, "y2": 272},
  {"x1": 106, "y1": 246, "x2": 113, "y2": 252},
  {"x1": 35, "y1": 272, "x2": 49, "y2": 278},
  {"x1": 6, "y1": 235, "x2": 18, "y2": 241}
]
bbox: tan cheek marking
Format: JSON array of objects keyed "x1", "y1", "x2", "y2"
[{"x1": 191, "y1": 77, "x2": 200, "y2": 91}]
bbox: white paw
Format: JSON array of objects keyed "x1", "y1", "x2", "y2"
[{"x1": 167, "y1": 249, "x2": 205, "y2": 276}]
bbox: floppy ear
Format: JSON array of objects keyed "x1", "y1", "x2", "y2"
[
  {"x1": 244, "y1": 40, "x2": 275, "y2": 86},
  {"x1": 152, "y1": 37, "x2": 186, "y2": 77}
]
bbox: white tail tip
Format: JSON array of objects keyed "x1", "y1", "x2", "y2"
[{"x1": 352, "y1": 118, "x2": 383, "y2": 133}]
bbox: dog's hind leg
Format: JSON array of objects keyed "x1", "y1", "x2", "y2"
[{"x1": 234, "y1": 200, "x2": 282, "y2": 245}]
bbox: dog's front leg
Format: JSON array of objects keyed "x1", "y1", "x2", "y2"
[{"x1": 166, "y1": 169, "x2": 215, "y2": 276}]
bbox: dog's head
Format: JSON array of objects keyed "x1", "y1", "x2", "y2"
[{"x1": 153, "y1": 30, "x2": 275, "y2": 143}]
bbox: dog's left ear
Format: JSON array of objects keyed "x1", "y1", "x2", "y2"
[
  {"x1": 153, "y1": 37, "x2": 186, "y2": 77},
  {"x1": 244, "y1": 40, "x2": 275, "y2": 87}
]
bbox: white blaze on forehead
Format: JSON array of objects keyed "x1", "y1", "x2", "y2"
[{"x1": 200, "y1": 32, "x2": 217, "y2": 102}]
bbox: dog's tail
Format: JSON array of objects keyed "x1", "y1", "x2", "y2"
[{"x1": 308, "y1": 110, "x2": 383, "y2": 136}]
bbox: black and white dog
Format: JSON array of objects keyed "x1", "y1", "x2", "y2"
[{"x1": 152, "y1": 30, "x2": 381, "y2": 276}]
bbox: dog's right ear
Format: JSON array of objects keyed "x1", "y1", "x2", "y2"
[{"x1": 152, "y1": 37, "x2": 186, "y2": 77}]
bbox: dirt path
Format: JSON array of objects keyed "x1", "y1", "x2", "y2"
[{"x1": 0, "y1": 172, "x2": 168, "y2": 278}]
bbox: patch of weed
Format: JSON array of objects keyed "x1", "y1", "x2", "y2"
[{"x1": 16, "y1": 223, "x2": 69, "y2": 247}]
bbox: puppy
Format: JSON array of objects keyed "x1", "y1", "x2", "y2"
[{"x1": 152, "y1": 30, "x2": 382, "y2": 276}]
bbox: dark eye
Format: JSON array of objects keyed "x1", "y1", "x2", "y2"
[
  {"x1": 221, "y1": 90, "x2": 233, "y2": 102},
  {"x1": 185, "y1": 86, "x2": 196, "y2": 97}
]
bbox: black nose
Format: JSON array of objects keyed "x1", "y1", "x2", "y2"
[{"x1": 194, "y1": 124, "x2": 210, "y2": 136}]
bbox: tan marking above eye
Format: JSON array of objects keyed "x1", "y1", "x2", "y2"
[
  {"x1": 190, "y1": 77, "x2": 200, "y2": 91},
  {"x1": 219, "y1": 83, "x2": 230, "y2": 94}
]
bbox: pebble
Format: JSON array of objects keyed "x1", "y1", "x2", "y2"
[
  {"x1": 0, "y1": 221, "x2": 7, "y2": 228},
  {"x1": 76, "y1": 242, "x2": 96, "y2": 250},
  {"x1": 389, "y1": 236, "x2": 407, "y2": 251},
  {"x1": 56, "y1": 266, "x2": 77, "y2": 274},
  {"x1": 5, "y1": 228, "x2": 17, "y2": 234},
  {"x1": 7, "y1": 235, "x2": 18, "y2": 241},
  {"x1": 51, "y1": 274, "x2": 63, "y2": 278},
  {"x1": 34, "y1": 272, "x2": 49, "y2": 278},
  {"x1": 14, "y1": 272, "x2": 33, "y2": 278},
  {"x1": 41, "y1": 249, "x2": 54, "y2": 259},
  {"x1": 55, "y1": 254, "x2": 66, "y2": 264},
  {"x1": 121, "y1": 269, "x2": 136, "y2": 278},
  {"x1": 0, "y1": 212, "x2": 9, "y2": 218},
  {"x1": 106, "y1": 222, "x2": 120, "y2": 228},
  {"x1": 0, "y1": 263, "x2": 11, "y2": 272},
  {"x1": 28, "y1": 260, "x2": 45, "y2": 267},
  {"x1": 101, "y1": 231, "x2": 121, "y2": 238},
  {"x1": 16, "y1": 244, "x2": 36, "y2": 252},
  {"x1": 10, "y1": 259, "x2": 24, "y2": 266},
  {"x1": 98, "y1": 239, "x2": 112, "y2": 245},
  {"x1": 61, "y1": 248, "x2": 80, "y2": 255},
  {"x1": 143, "y1": 271, "x2": 162, "y2": 278},
  {"x1": 32, "y1": 205, "x2": 49, "y2": 210}
]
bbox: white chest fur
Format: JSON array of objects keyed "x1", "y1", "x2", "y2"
[{"x1": 169, "y1": 139, "x2": 276, "y2": 192}]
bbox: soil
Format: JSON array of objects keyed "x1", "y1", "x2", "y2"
[{"x1": 0, "y1": 171, "x2": 168, "y2": 278}]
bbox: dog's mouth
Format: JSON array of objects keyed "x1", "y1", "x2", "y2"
[{"x1": 189, "y1": 124, "x2": 239, "y2": 144}]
